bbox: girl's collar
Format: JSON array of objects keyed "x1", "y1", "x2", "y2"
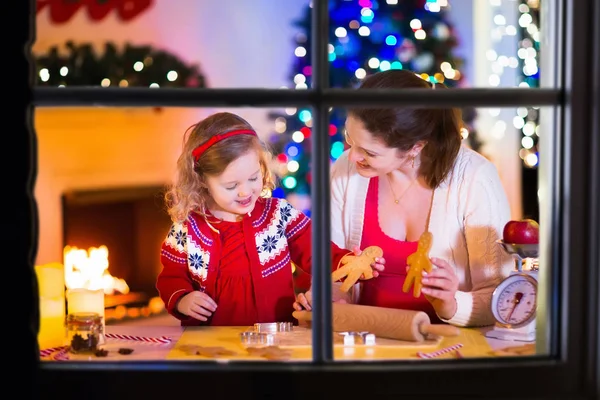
[{"x1": 203, "y1": 207, "x2": 251, "y2": 224}]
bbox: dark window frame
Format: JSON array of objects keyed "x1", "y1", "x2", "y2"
[{"x1": 21, "y1": 0, "x2": 599, "y2": 399}]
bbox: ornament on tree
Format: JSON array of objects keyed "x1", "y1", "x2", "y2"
[
  {"x1": 433, "y1": 23, "x2": 451, "y2": 40},
  {"x1": 397, "y1": 38, "x2": 417, "y2": 63},
  {"x1": 412, "y1": 52, "x2": 435, "y2": 72}
]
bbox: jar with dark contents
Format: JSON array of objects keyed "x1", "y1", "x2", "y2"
[{"x1": 65, "y1": 312, "x2": 103, "y2": 354}]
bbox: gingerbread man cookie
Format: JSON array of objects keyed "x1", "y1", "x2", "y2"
[
  {"x1": 196, "y1": 346, "x2": 238, "y2": 357},
  {"x1": 402, "y1": 231, "x2": 434, "y2": 298},
  {"x1": 331, "y1": 246, "x2": 383, "y2": 293},
  {"x1": 246, "y1": 346, "x2": 293, "y2": 360}
]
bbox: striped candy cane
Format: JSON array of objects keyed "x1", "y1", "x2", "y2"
[
  {"x1": 40, "y1": 346, "x2": 68, "y2": 358},
  {"x1": 105, "y1": 333, "x2": 172, "y2": 344},
  {"x1": 417, "y1": 343, "x2": 464, "y2": 359},
  {"x1": 53, "y1": 347, "x2": 70, "y2": 361}
]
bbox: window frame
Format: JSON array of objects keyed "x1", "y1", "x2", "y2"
[{"x1": 21, "y1": 0, "x2": 600, "y2": 399}]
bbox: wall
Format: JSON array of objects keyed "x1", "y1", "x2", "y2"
[
  {"x1": 471, "y1": 0, "x2": 523, "y2": 220},
  {"x1": 449, "y1": 0, "x2": 523, "y2": 220},
  {"x1": 34, "y1": 0, "x2": 308, "y2": 265},
  {"x1": 34, "y1": 0, "x2": 310, "y2": 135},
  {"x1": 34, "y1": 107, "x2": 203, "y2": 264}
]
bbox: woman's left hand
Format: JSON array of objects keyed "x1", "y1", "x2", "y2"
[
  {"x1": 420, "y1": 257, "x2": 459, "y2": 320},
  {"x1": 352, "y1": 246, "x2": 386, "y2": 278}
]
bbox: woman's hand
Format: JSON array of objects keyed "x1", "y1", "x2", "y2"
[
  {"x1": 176, "y1": 291, "x2": 218, "y2": 322},
  {"x1": 352, "y1": 246, "x2": 386, "y2": 278},
  {"x1": 419, "y1": 257, "x2": 459, "y2": 320}
]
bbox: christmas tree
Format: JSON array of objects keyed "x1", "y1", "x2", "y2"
[{"x1": 268, "y1": 0, "x2": 478, "y2": 212}]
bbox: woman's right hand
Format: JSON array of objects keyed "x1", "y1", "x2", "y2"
[{"x1": 176, "y1": 291, "x2": 218, "y2": 321}]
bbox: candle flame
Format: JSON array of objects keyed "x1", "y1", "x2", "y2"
[{"x1": 63, "y1": 245, "x2": 130, "y2": 295}]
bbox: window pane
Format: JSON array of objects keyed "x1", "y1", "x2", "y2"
[
  {"x1": 323, "y1": 0, "x2": 543, "y2": 89},
  {"x1": 35, "y1": 103, "x2": 553, "y2": 364},
  {"x1": 34, "y1": 1, "x2": 547, "y2": 91},
  {"x1": 35, "y1": 106, "x2": 314, "y2": 362},
  {"x1": 324, "y1": 104, "x2": 552, "y2": 361},
  {"x1": 34, "y1": 0, "x2": 309, "y2": 89}
]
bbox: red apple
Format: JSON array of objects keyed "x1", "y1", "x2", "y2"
[{"x1": 503, "y1": 219, "x2": 539, "y2": 244}]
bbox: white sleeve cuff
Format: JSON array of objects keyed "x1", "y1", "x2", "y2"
[{"x1": 438, "y1": 290, "x2": 473, "y2": 327}]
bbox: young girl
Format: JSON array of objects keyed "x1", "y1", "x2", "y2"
[{"x1": 156, "y1": 112, "x2": 384, "y2": 326}]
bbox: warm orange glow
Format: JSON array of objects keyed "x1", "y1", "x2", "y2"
[
  {"x1": 63, "y1": 245, "x2": 130, "y2": 295},
  {"x1": 35, "y1": 262, "x2": 66, "y2": 349}
]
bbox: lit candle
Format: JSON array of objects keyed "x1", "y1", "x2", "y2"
[
  {"x1": 35, "y1": 263, "x2": 66, "y2": 350},
  {"x1": 66, "y1": 288, "x2": 105, "y2": 344}
]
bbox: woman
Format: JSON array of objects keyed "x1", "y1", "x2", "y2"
[{"x1": 297, "y1": 69, "x2": 513, "y2": 327}]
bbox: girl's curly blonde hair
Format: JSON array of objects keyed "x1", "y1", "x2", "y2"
[{"x1": 165, "y1": 112, "x2": 276, "y2": 223}]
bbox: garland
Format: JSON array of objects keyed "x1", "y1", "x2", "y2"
[{"x1": 35, "y1": 41, "x2": 206, "y2": 88}]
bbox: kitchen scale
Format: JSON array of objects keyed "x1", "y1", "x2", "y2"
[{"x1": 484, "y1": 240, "x2": 539, "y2": 342}]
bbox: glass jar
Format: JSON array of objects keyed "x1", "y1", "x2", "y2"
[{"x1": 65, "y1": 312, "x2": 104, "y2": 354}]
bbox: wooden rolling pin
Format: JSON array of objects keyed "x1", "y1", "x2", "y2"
[{"x1": 292, "y1": 303, "x2": 460, "y2": 342}]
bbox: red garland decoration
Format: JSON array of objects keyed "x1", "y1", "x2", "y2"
[{"x1": 37, "y1": 0, "x2": 154, "y2": 24}]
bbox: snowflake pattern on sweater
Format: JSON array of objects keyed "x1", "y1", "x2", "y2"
[
  {"x1": 255, "y1": 200, "x2": 304, "y2": 265},
  {"x1": 160, "y1": 198, "x2": 309, "y2": 286},
  {"x1": 162, "y1": 219, "x2": 211, "y2": 283}
]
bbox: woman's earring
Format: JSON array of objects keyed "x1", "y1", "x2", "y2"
[{"x1": 411, "y1": 156, "x2": 415, "y2": 168}]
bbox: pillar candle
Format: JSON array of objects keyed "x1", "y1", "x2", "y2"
[
  {"x1": 66, "y1": 288, "x2": 106, "y2": 344},
  {"x1": 35, "y1": 263, "x2": 66, "y2": 350}
]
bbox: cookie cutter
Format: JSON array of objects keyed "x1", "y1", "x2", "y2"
[
  {"x1": 339, "y1": 331, "x2": 376, "y2": 346},
  {"x1": 239, "y1": 332, "x2": 275, "y2": 346},
  {"x1": 253, "y1": 322, "x2": 293, "y2": 333}
]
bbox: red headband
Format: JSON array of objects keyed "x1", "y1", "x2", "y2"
[{"x1": 192, "y1": 129, "x2": 257, "y2": 162}]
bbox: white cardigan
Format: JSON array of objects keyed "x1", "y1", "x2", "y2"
[{"x1": 330, "y1": 146, "x2": 514, "y2": 327}]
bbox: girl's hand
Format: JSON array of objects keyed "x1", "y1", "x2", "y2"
[
  {"x1": 419, "y1": 257, "x2": 459, "y2": 320},
  {"x1": 292, "y1": 287, "x2": 351, "y2": 311},
  {"x1": 176, "y1": 291, "x2": 218, "y2": 322},
  {"x1": 352, "y1": 246, "x2": 386, "y2": 278},
  {"x1": 293, "y1": 291, "x2": 312, "y2": 311}
]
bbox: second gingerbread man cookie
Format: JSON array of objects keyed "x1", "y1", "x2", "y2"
[
  {"x1": 403, "y1": 231, "x2": 434, "y2": 298},
  {"x1": 331, "y1": 246, "x2": 383, "y2": 292}
]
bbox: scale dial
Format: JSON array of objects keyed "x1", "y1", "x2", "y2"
[{"x1": 491, "y1": 273, "x2": 537, "y2": 328}]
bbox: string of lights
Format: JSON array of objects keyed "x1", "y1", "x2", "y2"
[
  {"x1": 486, "y1": 0, "x2": 539, "y2": 168},
  {"x1": 515, "y1": 0, "x2": 540, "y2": 168}
]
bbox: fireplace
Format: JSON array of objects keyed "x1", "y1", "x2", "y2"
[{"x1": 61, "y1": 185, "x2": 173, "y2": 323}]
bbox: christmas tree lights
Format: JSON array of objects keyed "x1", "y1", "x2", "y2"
[{"x1": 269, "y1": 0, "x2": 476, "y2": 208}]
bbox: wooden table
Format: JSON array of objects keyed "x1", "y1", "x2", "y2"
[{"x1": 41, "y1": 324, "x2": 536, "y2": 362}]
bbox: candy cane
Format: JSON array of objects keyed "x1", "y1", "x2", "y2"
[
  {"x1": 416, "y1": 343, "x2": 464, "y2": 359},
  {"x1": 105, "y1": 333, "x2": 172, "y2": 343},
  {"x1": 39, "y1": 346, "x2": 68, "y2": 358},
  {"x1": 53, "y1": 347, "x2": 70, "y2": 361}
]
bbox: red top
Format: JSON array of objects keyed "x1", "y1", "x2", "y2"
[
  {"x1": 209, "y1": 220, "x2": 258, "y2": 326},
  {"x1": 359, "y1": 177, "x2": 440, "y2": 323}
]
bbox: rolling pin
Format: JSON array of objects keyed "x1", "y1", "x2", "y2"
[{"x1": 292, "y1": 302, "x2": 460, "y2": 342}]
